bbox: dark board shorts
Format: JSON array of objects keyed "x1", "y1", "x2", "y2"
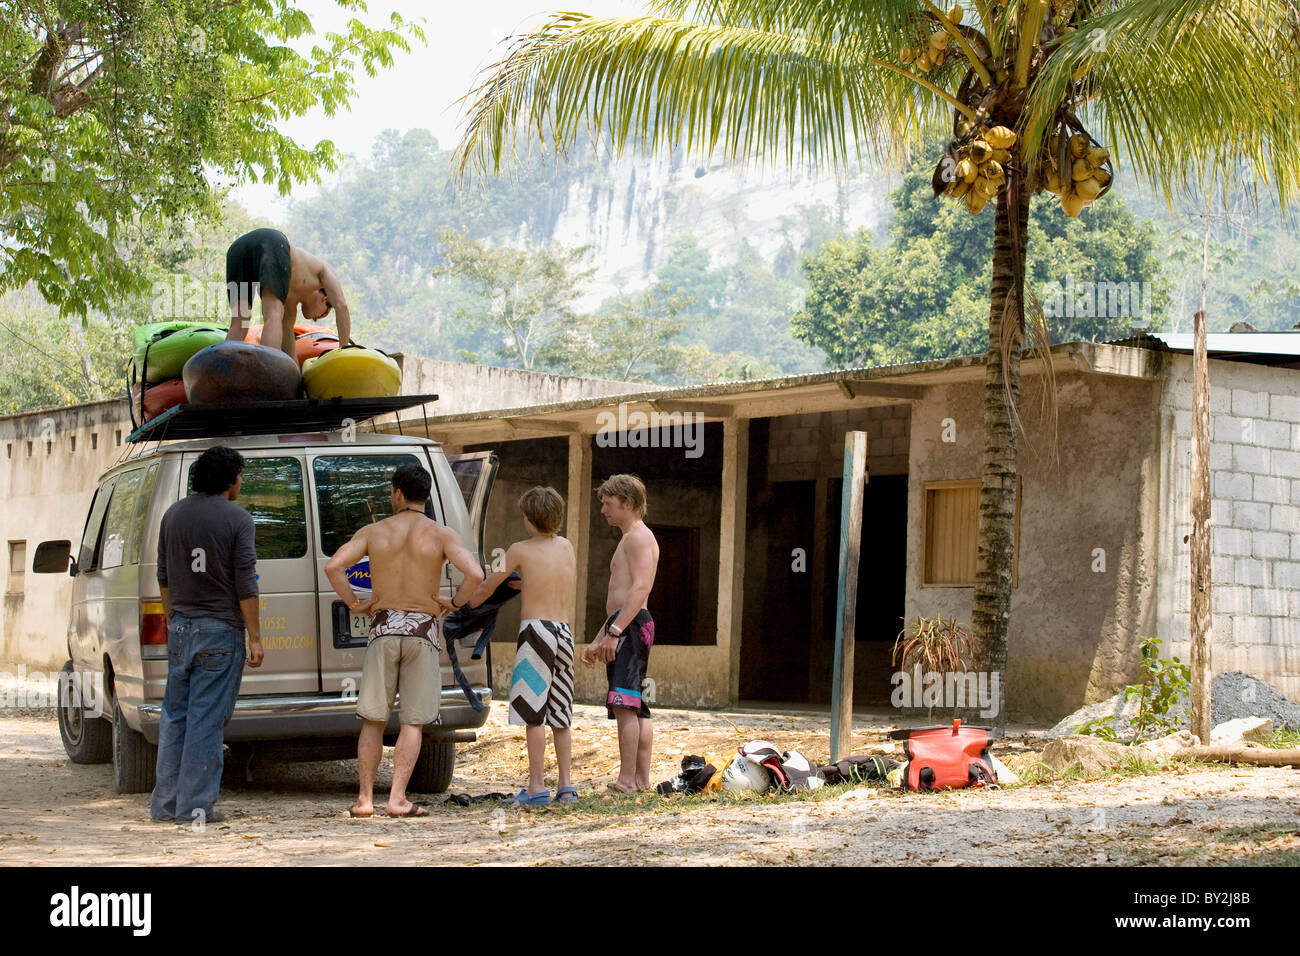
[{"x1": 226, "y1": 228, "x2": 291, "y2": 308}]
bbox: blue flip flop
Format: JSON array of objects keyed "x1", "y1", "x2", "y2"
[
  {"x1": 555, "y1": 786, "x2": 579, "y2": 803},
  {"x1": 502, "y1": 788, "x2": 551, "y2": 807}
]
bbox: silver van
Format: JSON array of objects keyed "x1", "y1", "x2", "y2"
[{"x1": 34, "y1": 426, "x2": 497, "y2": 795}]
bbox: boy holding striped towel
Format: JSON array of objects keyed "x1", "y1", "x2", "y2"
[{"x1": 470, "y1": 487, "x2": 578, "y2": 806}]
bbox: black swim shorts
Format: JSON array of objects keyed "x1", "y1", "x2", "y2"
[
  {"x1": 226, "y1": 228, "x2": 291, "y2": 309},
  {"x1": 604, "y1": 609, "x2": 654, "y2": 719}
]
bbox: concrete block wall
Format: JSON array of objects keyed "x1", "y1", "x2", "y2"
[
  {"x1": 1158, "y1": 353, "x2": 1300, "y2": 702},
  {"x1": 767, "y1": 403, "x2": 911, "y2": 482}
]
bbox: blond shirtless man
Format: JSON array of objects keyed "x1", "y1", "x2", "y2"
[
  {"x1": 325, "y1": 463, "x2": 483, "y2": 818},
  {"x1": 470, "y1": 487, "x2": 578, "y2": 806},
  {"x1": 224, "y1": 227, "x2": 353, "y2": 359},
  {"x1": 582, "y1": 474, "x2": 660, "y2": 792}
]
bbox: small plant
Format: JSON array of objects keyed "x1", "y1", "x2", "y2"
[
  {"x1": 892, "y1": 615, "x2": 976, "y2": 720},
  {"x1": 1074, "y1": 714, "x2": 1119, "y2": 742},
  {"x1": 1126, "y1": 637, "x2": 1189, "y2": 742},
  {"x1": 1075, "y1": 636, "x2": 1190, "y2": 744},
  {"x1": 892, "y1": 615, "x2": 973, "y2": 675}
]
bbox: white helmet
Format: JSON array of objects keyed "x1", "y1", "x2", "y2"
[{"x1": 721, "y1": 753, "x2": 772, "y2": 793}]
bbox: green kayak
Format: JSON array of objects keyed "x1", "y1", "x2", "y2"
[{"x1": 132, "y1": 321, "x2": 229, "y2": 383}]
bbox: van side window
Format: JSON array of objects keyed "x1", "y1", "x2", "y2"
[
  {"x1": 100, "y1": 468, "x2": 147, "y2": 570},
  {"x1": 78, "y1": 480, "x2": 117, "y2": 572},
  {"x1": 313, "y1": 455, "x2": 426, "y2": 556},
  {"x1": 186, "y1": 457, "x2": 307, "y2": 560},
  {"x1": 125, "y1": 464, "x2": 160, "y2": 565}
]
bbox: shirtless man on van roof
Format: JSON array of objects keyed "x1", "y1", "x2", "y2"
[
  {"x1": 224, "y1": 227, "x2": 353, "y2": 360},
  {"x1": 325, "y1": 462, "x2": 484, "y2": 818}
]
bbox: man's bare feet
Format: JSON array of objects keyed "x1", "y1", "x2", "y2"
[
  {"x1": 348, "y1": 800, "x2": 374, "y2": 818},
  {"x1": 608, "y1": 780, "x2": 638, "y2": 794}
]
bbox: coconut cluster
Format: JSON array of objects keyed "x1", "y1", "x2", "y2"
[
  {"x1": 1041, "y1": 131, "x2": 1112, "y2": 216},
  {"x1": 941, "y1": 125, "x2": 1016, "y2": 215},
  {"x1": 900, "y1": 5, "x2": 963, "y2": 72}
]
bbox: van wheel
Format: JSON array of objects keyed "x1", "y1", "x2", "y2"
[
  {"x1": 58, "y1": 661, "x2": 112, "y2": 764},
  {"x1": 410, "y1": 739, "x2": 455, "y2": 794},
  {"x1": 113, "y1": 703, "x2": 157, "y2": 794}
]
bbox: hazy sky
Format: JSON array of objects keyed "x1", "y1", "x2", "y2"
[{"x1": 234, "y1": 0, "x2": 643, "y2": 218}]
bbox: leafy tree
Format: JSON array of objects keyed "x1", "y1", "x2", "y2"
[
  {"x1": 434, "y1": 229, "x2": 595, "y2": 369},
  {"x1": 0, "y1": 287, "x2": 129, "y2": 412},
  {"x1": 0, "y1": 0, "x2": 423, "y2": 318},
  {"x1": 795, "y1": 139, "x2": 1170, "y2": 366},
  {"x1": 454, "y1": 0, "x2": 1300, "y2": 728}
]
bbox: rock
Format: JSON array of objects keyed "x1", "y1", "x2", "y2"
[
  {"x1": 1139, "y1": 730, "x2": 1200, "y2": 756},
  {"x1": 1040, "y1": 736, "x2": 1130, "y2": 774},
  {"x1": 1210, "y1": 717, "x2": 1273, "y2": 746}
]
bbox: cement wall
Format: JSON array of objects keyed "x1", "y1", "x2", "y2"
[
  {"x1": 1156, "y1": 354, "x2": 1300, "y2": 701},
  {"x1": 903, "y1": 370, "x2": 1163, "y2": 723},
  {"x1": 1, "y1": 400, "x2": 133, "y2": 668},
  {"x1": 394, "y1": 355, "x2": 643, "y2": 415},
  {"x1": 0, "y1": 358, "x2": 648, "y2": 670}
]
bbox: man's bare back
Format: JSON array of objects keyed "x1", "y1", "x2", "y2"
[{"x1": 360, "y1": 511, "x2": 454, "y2": 615}]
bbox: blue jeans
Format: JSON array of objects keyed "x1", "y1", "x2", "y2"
[{"x1": 150, "y1": 615, "x2": 245, "y2": 822}]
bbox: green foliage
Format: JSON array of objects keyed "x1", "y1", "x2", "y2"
[
  {"x1": 0, "y1": 0, "x2": 423, "y2": 318},
  {"x1": 434, "y1": 229, "x2": 596, "y2": 370},
  {"x1": 0, "y1": 288, "x2": 131, "y2": 412},
  {"x1": 1073, "y1": 714, "x2": 1120, "y2": 743},
  {"x1": 1125, "y1": 637, "x2": 1190, "y2": 743},
  {"x1": 1075, "y1": 636, "x2": 1191, "y2": 744},
  {"x1": 537, "y1": 284, "x2": 689, "y2": 382},
  {"x1": 792, "y1": 137, "x2": 1172, "y2": 368}
]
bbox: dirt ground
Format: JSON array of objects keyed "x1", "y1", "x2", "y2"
[{"x1": 2, "y1": 702, "x2": 1298, "y2": 866}]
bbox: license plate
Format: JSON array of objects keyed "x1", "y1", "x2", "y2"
[{"x1": 349, "y1": 612, "x2": 371, "y2": 639}]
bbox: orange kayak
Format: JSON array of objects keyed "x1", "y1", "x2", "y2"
[{"x1": 242, "y1": 322, "x2": 340, "y2": 367}]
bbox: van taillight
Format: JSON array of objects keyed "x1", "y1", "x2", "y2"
[{"x1": 141, "y1": 601, "x2": 168, "y2": 645}]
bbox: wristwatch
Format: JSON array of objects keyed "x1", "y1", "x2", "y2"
[{"x1": 608, "y1": 624, "x2": 622, "y2": 638}]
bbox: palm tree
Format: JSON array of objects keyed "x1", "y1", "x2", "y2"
[{"x1": 455, "y1": 0, "x2": 1300, "y2": 728}]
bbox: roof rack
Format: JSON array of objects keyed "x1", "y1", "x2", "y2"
[{"x1": 126, "y1": 394, "x2": 439, "y2": 444}]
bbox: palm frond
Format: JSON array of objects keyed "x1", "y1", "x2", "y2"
[
  {"x1": 455, "y1": 12, "x2": 952, "y2": 179},
  {"x1": 1022, "y1": 0, "x2": 1300, "y2": 205}
]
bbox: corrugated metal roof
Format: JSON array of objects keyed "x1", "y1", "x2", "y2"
[{"x1": 1110, "y1": 331, "x2": 1300, "y2": 356}]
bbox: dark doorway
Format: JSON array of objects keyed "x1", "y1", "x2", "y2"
[
  {"x1": 739, "y1": 481, "x2": 814, "y2": 701},
  {"x1": 821, "y1": 473, "x2": 910, "y2": 704},
  {"x1": 647, "y1": 524, "x2": 700, "y2": 645}
]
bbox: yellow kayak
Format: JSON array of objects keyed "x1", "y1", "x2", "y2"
[{"x1": 302, "y1": 346, "x2": 401, "y2": 400}]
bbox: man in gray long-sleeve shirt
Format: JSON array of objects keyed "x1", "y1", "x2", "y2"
[{"x1": 150, "y1": 446, "x2": 263, "y2": 825}]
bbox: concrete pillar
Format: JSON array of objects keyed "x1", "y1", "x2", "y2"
[{"x1": 718, "y1": 418, "x2": 749, "y2": 704}]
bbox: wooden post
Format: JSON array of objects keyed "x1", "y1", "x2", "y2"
[
  {"x1": 717, "y1": 418, "x2": 749, "y2": 705},
  {"x1": 830, "y1": 430, "x2": 868, "y2": 761},
  {"x1": 1189, "y1": 309, "x2": 1212, "y2": 742},
  {"x1": 567, "y1": 433, "x2": 592, "y2": 644}
]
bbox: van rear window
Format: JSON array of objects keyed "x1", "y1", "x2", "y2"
[
  {"x1": 313, "y1": 455, "x2": 428, "y2": 556},
  {"x1": 186, "y1": 457, "x2": 307, "y2": 560}
]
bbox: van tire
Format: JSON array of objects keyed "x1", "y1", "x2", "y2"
[
  {"x1": 410, "y1": 739, "x2": 455, "y2": 794},
  {"x1": 58, "y1": 661, "x2": 112, "y2": 764},
  {"x1": 113, "y1": 703, "x2": 157, "y2": 794}
]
